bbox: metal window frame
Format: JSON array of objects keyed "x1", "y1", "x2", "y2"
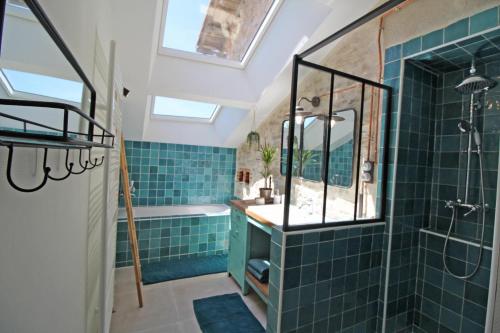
[
  {"x1": 281, "y1": 0, "x2": 405, "y2": 231},
  {"x1": 282, "y1": 59, "x2": 393, "y2": 232}
]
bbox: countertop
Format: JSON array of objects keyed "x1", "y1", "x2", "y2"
[
  {"x1": 230, "y1": 199, "x2": 334, "y2": 228},
  {"x1": 230, "y1": 199, "x2": 283, "y2": 228}
]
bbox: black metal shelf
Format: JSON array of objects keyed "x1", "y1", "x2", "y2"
[
  {"x1": 0, "y1": 0, "x2": 115, "y2": 193},
  {"x1": 0, "y1": 99, "x2": 115, "y2": 192}
]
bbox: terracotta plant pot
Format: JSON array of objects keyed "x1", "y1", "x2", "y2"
[{"x1": 259, "y1": 188, "x2": 272, "y2": 200}]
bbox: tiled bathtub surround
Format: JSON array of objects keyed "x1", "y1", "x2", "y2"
[
  {"x1": 415, "y1": 231, "x2": 491, "y2": 333},
  {"x1": 120, "y1": 140, "x2": 236, "y2": 206},
  {"x1": 278, "y1": 224, "x2": 384, "y2": 333},
  {"x1": 115, "y1": 214, "x2": 230, "y2": 267}
]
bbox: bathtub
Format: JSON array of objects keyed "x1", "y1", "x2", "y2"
[
  {"x1": 116, "y1": 204, "x2": 231, "y2": 267},
  {"x1": 118, "y1": 204, "x2": 230, "y2": 220}
]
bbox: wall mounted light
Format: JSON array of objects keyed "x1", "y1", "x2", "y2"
[{"x1": 287, "y1": 96, "x2": 320, "y2": 124}]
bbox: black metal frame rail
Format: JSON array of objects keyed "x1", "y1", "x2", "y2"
[
  {"x1": 282, "y1": 0, "x2": 405, "y2": 231},
  {"x1": 0, "y1": 0, "x2": 115, "y2": 192}
]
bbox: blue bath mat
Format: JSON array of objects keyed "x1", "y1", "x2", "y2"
[
  {"x1": 193, "y1": 293, "x2": 265, "y2": 333},
  {"x1": 141, "y1": 254, "x2": 227, "y2": 285}
]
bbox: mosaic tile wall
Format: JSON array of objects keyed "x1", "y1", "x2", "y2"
[
  {"x1": 414, "y1": 231, "x2": 491, "y2": 333},
  {"x1": 379, "y1": 5, "x2": 500, "y2": 332},
  {"x1": 120, "y1": 141, "x2": 236, "y2": 206},
  {"x1": 115, "y1": 215, "x2": 230, "y2": 267},
  {"x1": 279, "y1": 224, "x2": 384, "y2": 333}
]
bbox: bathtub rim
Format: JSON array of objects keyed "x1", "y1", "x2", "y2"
[{"x1": 118, "y1": 204, "x2": 230, "y2": 220}]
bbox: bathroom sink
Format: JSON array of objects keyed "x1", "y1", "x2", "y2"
[{"x1": 246, "y1": 204, "x2": 323, "y2": 226}]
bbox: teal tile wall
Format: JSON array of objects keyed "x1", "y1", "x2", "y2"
[
  {"x1": 415, "y1": 232, "x2": 491, "y2": 333},
  {"x1": 379, "y1": 4, "x2": 500, "y2": 332},
  {"x1": 429, "y1": 62, "x2": 500, "y2": 246},
  {"x1": 120, "y1": 140, "x2": 236, "y2": 206},
  {"x1": 267, "y1": 227, "x2": 283, "y2": 333},
  {"x1": 115, "y1": 215, "x2": 230, "y2": 267},
  {"x1": 381, "y1": 62, "x2": 437, "y2": 332},
  {"x1": 279, "y1": 224, "x2": 384, "y2": 332}
]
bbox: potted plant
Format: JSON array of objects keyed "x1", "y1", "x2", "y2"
[{"x1": 258, "y1": 141, "x2": 277, "y2": 200}]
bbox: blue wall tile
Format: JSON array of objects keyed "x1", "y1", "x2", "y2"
[
  {"x1": 470, "y1": 7, "x2": 499, "y2": 34},
  {"x1": 121, "y1": 141, "x2": 236, "y2": 206},
  {"x1": 115, "y1": 214, "x2": 230, "y2": 267},
  {"x1": 403, "y1": 37, "x2": 422, "y2": 57},
  {"x1": 422, "y1": 29, "x2": 444, "y2": 50},
  {"x1": 444, "y1": 18, "x2": 469, "y2": 43},
  {"x1": 280, "y1": 225, "x2": 384, "y2": 332}
]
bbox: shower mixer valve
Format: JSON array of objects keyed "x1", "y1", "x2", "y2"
[{"x1": 444, "y1": 199, "x2": 487, "y2": 216}]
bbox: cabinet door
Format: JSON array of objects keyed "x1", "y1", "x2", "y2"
[{"x1": 228, "y1": 208, "x2": 248, "y2": 289}]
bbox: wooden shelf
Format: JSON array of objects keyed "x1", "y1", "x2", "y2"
[{"x1": 245, "y1": 271, "x2": 269, "y2": 302}]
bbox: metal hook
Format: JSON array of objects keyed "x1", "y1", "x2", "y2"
[
  {"x1": 88, "y1": 155, "x2": 105, "y2": 168},
  {"x1": 45, "y1": 149, "x2": 73, "y2": 181},
  {"x1": 66, "y1": 149, "x2": 86, "y2": 175},
  {"x1": 6, "y1": 145, "x2": 51, "y2": 192},
  {"x1": 85, "y1": 149, "x2": 98, "y2": 170}
]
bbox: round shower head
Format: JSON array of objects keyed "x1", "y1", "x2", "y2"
[
  {"x1": 458, "y1": 120, "x2": 471, "y2": 133},
  {"x1": 331, "y1": 113, "x2": 345, "y2": 122},
  {"x1": 455, "y1": 74, "x2": 497, "y2": 95}
]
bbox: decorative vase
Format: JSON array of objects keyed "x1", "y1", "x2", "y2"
[{"x1": 259, "y1": 188, "x2": 272, "y2": 200}]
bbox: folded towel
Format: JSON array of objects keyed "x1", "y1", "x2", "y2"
[
  {"x1": 247, "y1": 265, "x2": 268, "y2": 283},
  {"x1": 247, "y1": 266, "x2": 269, "y2": 283},
  {"x1": 248, "y1": 258, "x2": 270, "y2": 275},
  {"x1": 247, "y1": 258, "x2": 270, "y2": 283}
]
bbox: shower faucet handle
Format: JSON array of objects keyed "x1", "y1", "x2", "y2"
[{"x1": 463, "y1": 204, "x2": 481, "y2": 217}]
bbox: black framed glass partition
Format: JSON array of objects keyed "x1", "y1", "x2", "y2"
[{"x1": 282, "y1": 57, "x2": 392, "y2": 231}]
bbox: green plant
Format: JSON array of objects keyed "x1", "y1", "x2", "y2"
[
  {"x1": 292, "y1": 137, "x2": 316, "y2": 177},
  {"x1": 259, "y1": 141, "x2": 277, "y2": 188},
  {"x1": 246, "y1": 131, "x2": 260, "y2": 148}
]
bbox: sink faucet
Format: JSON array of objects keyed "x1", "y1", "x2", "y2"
[{"x1": 299, "y1": 198, "x2": 314, "y2": 215}]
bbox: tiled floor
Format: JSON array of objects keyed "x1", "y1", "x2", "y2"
[{"x1": 111, "y1": 268, "x2": 267, "y2": 333}]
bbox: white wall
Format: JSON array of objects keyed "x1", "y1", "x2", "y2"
[{"x1": 0, "y1": 1, "x2": 118, "y2": 333}]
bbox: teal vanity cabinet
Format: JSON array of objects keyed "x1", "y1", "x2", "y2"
[
  {"x1": 228, "y1": 207, "x2": 249, "y2": 291},
  {"x1": 229, "y1": 202, "x2": 273, "y2": 304}
]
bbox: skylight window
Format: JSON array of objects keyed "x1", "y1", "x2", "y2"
[
  {"x1": 161, "y1": 0, "x2": 279, "y2": 65},
  {"x1": 152, "y1": 96, "x2": 219, "y2": 121},
  {"x1": 1, "y1": 69, "x2": 83, "y2": 103}
]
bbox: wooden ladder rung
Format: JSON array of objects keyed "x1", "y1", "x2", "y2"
[{"x1": 120, "y1": 135, "x2": 143, "y2": 308}]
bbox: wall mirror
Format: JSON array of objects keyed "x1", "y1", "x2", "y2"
[
  {"x1": 0, "y1": 0, "x2": 96, "y2": 140},
  {"x1": 301, "y1": 115, "x2": 324, "y2": 182},
  {"x1": 327, "y1": 109, "x2": 355, "y2": 187},
  {"x1": 281, "y1": 110, "x2": 354, "y2": 187},
  {"x1": 280, "y1": 119, "x2": 302, "y2": 176}
]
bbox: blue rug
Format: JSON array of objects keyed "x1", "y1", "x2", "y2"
[
  {"x1": 141, "y1": 254, "x2": 227, "y2": 285},
  {"x1": 193, "y1": 293, "x2": 265, "y2": 333}
]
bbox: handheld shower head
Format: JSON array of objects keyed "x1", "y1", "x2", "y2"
[
  {"x1": 473, "y1": 128, "x2": 482, "y2": 147},
  {"x1": 458, "y1": 120, "x2": 482, "y2": 147},
  {"x1": 458, "y1": 120, "x2": 471, "y2": 133}
]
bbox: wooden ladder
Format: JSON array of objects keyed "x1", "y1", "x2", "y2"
[{"x1": 120, "y1": 135, "x2": 143, "y2": 307}]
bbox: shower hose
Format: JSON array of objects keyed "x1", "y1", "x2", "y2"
[{"x1": 442, "y1": 149, "x2": 486, "y2": 280}]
